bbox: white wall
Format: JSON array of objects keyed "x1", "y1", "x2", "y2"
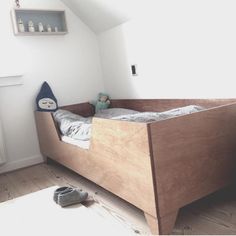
[
  {"x1": 0, "y1": 0, "x2": 104, "y2": 173},
  {"x1": 61, "y1": 0, "x2": 132, "y2": 33},
  {"x1": 98, "y1": 0, "x2": 236, "y2": 99}
]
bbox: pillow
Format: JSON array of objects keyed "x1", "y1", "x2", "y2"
[
  {"x1": 36, "y1": 81, "x2": 58, "y2": 112},
  {"x1": 94, "y1": 108, "x2": 139, "y2": 119},
  {"x1": 53, "y1": 109, "x2": 90, "y2": 123},
  {"x1": 53, "y1": 109, "x2": 92, "y2": 141}
]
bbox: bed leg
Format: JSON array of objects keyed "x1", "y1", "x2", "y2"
[
  {"x1": 159, "y1": 210, "x2": 179, "y2": 235},
  {"x1": 144, "y1": 210, "x2": 179, "y2": 235},
  {"x1": 144, "y1": 213, "x2": 159, "y2": 235}
]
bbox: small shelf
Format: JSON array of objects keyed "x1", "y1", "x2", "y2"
[{"x1": 11, "y1": 8, "x2": 68, "y2": 36}]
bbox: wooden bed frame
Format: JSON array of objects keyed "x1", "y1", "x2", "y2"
[{"x1": 35, "y1": 99, "x2": 236, "y2": 235}]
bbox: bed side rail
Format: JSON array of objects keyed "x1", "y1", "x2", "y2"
[
  {"x1": 111, "y1": 99, "x2": 236, "y2": 112},
  {"x1": 89, "y1": 117, "x2": 157, "y2": 217},
  {"x1": 149, "y1": 103, "x2": 236, "y2": 217}
]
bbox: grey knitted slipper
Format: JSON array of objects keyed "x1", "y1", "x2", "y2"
[
  {"x1": 58, "y1": 188, "x2": 88, "y2": 207},
  {"x1": 53, "y1": 186, "x2": 74, "y2": 203}
]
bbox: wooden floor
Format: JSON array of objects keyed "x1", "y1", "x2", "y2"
[{"x1": 1, "y1": 162, "x2": 236, "y2": 235}]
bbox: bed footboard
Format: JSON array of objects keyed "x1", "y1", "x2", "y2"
[{"x1": 148, "y1": 102, "x2": 236, "y2": 234}]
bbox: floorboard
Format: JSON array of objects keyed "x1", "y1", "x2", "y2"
[{"x1": 1, "y1": 162, "x2": 236, "y2": 235}]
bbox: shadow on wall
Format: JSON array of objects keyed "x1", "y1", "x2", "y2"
[{"x1": 98, "y1": 24, "x2": 139, "y2": 99}]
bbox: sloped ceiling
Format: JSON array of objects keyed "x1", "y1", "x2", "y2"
[{"x1": 61, "y1": 0, "x2": 139, "y2": 33}]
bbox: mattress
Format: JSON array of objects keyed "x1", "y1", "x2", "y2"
[
  {"x1": 54, "y1": 105, "x2": 204, "y2": 149},
  {"x1": 61, "y1": 135, "x2": 90, "y2": 149}
]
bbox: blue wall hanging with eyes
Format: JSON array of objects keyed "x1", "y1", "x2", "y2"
[{"x1": 36, "y1": 81, "x2": 58, "y2": 112}]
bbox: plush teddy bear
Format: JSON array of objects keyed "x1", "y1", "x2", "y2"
[{"x1": 91, "y1": 93, "x2": 111, "y2": 112}]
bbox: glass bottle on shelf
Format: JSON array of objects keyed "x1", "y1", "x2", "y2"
[
  {"x1": 17, "y1": 17, "x2": 25, "y2": 32},
  {"x1": 47, "y1": 24, "x2": 52, "y2": 32},
  {"x1": 38, "y1": 22, "x2": 44, "y2": 32},
  {"x1": 28, "y1": 20, "x2": 35, "y2": 32}
]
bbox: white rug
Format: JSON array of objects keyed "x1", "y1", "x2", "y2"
[{"x1": 0, "y1": 186, "x2": 137, "y2": 236}]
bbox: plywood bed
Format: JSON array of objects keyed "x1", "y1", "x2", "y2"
[{"x1": 35, "y1": 99, "x2": 236, "y2": 235}]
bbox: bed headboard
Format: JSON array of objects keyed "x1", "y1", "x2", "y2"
[
  {"x1": 110, "y1": 99, "x2": 236, "y2": 112},
  {"x1": 60, "y1": 102, "x2": 95, "y2": 117},
  {"x1": 59, "y1": 99, "x2": 236, "y2": 115}
]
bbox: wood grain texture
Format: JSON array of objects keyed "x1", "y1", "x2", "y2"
[
  {"x1": 144, "y1": 213, "x2": 159, "y2": 234},
  {"x1": 111, "y1": 99, "x2": 236, "y2": 112},
  {"x1": 158, "y1": 210, "x2": 179, "y2": 235},
  {"x1": 35, "y1": 99, "x2": 236, "y2": 235},
  {"x1": 60, "y1": 102, "x2": 95, "y2": 117},
  {"x1": 149, "y1": 102, "x2": 236, "y2": 220},
  {"x1": 2, "y1": 163, "x2": 236, "y2": 235},
  {"x1": 90, "y1": 118, "x2": 156, "y2": 216},
  {"x1": 0, "y1": 163, "x2": 151, "y2": 235},
  {"x1": 35, "y1": 112, "x2": 156, "y2": 217}
]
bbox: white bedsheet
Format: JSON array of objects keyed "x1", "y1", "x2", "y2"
[
  {"x1": 61, "y1": 135, "x2": 90, "y2": 150},
  {"x1": 54, "y1": 105, "x2": 204, "y2": 150}
]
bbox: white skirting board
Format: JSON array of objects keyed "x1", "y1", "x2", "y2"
[
  {"x1": 0, "y1": 120, "x2": 6, "y2": 165},
  {"x1": 0, "y1": 74, "x2": 23, "y2": 87},
  {"x1": 0, "y1": 155, "x2": 43, "y2": 174}
]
